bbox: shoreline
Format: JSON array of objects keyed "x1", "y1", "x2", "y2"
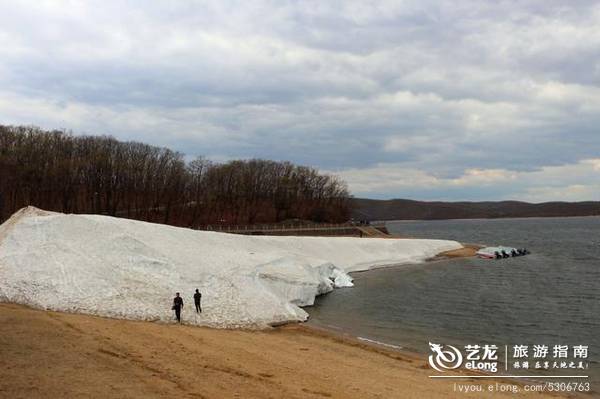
[
  {"x1": 385, "y1": 214, "x2": 600, "y2": 223},
  {"x1": 342, "y1": 242, "x2": 480, "y2": 275},
  {"x1": 302, "y1": 251, "x2": 593, "y2": 398},
  {"x1": 0, "y1": 303, "x2": 568, "y2": 398},
  {"x1": 302, "y1": 321, "x2": 585, "y2": 398}
]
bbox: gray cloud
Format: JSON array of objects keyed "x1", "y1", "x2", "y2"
[{"x1": 1, "y1": 0, "x2": 599, "y2": 200}]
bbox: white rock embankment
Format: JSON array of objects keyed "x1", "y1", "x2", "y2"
[{"x1": 0, "y1": 207, "x2": 462, "y2": 328}]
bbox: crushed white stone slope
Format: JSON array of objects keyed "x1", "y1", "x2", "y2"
[{"x1": 0, "y1": 207, "x2": 462, "y2": 328}]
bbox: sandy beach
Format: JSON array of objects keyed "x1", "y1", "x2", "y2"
[
  {"x1": 0, "y1": 303, "x2": 568, "y2": 399},
  {"x1": 427, "y1": 243, "x2": 481, "y2": 260}
]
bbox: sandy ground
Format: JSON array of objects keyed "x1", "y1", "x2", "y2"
[
  {"x1": 429, "y1": 243, "x2": 482, "y2": 260},
  {"x1": 0, "y1": 304, "x2": 569, "y2": 399}
]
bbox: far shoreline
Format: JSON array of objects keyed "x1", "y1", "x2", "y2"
[{"x1": 382, "y1": 214, "x2": 600, "y2": 223}]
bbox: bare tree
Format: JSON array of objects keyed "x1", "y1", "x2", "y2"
[{"x1": 0, "y1": 125, "x2": 351, "y2": 226}]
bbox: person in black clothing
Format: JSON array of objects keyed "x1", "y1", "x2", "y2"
[
  {"x1": 172, "y1": 292, "x2": 184, "y2": 323},
  {"x1": 193, "y1": 289, "x2": 202, "y2": 313}
]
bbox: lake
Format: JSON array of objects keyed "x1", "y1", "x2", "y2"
[{"x1": 308, "y1": 217, "x2": 600, "y2": 390}]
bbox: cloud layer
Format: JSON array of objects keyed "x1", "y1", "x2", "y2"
[{"x1": 1, "y1": 1, "x2": 599, "y2": 201}]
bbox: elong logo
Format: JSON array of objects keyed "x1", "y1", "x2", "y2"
[{"x1": 428, "y1": 342, "x2": 463, "y2": 372}]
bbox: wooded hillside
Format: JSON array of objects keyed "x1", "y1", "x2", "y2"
[{"x1": 0, "y1": 125, "x2": 350, "y2": 226}]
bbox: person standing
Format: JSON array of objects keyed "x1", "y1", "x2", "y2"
[
  {"x1": 193, "y1": 289, "x2": 202, "y2": 313},
  {"x1": 172, "y1": 292, "x2": 184, "y2": 323}
]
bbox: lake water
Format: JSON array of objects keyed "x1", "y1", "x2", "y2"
[{"x1": 307, "y1": 217, "x2": 600, "y2": 390}]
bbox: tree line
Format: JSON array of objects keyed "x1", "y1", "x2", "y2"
[{"x1": 0, "y1": 125, "x2": 351, "y2": 226}]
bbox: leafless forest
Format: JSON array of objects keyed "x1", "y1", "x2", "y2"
[{"x1": 0, "y1": 125, "x2": 351, "y2": 226}]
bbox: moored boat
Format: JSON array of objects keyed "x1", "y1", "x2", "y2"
[{"x1": 476, "y1": 246, "x2": 530, "y2": 259}]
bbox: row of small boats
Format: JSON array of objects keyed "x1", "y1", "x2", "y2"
[{"x1": 476, "y1": 246, "x2": 530, "y2": 259}]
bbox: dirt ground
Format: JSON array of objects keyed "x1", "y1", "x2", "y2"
[
  {"x1": 0, "y1": 303, "x2": 564, "y2": 399},
  {"x1": 429, "y1": 244, "x2": 482, "y2": 260}
]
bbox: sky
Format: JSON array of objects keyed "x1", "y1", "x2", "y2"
[{"x1": 1, "y1": 0, "x2": 599, "y2": 202}]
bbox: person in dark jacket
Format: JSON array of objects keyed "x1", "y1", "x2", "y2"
[
  {"x1": 193, "y1": 289, "x2": 202, "y2": 313},
  {"x1": 172, "y1": 292, "x2": 184, "y2": 323}
]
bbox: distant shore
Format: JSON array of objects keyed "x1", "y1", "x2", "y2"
[
  {"x1": 0, "y1": 303, "x2": 566, "y2": 399},
  {"x1": 386, "y1": 214, "x2": 600, "y2": 222},
  {"x1": 353, "y1": 198, "x2": 600, "y2": 221}
]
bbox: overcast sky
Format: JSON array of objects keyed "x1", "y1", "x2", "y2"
[{"x1": 1, "y1": 1, "x2": 599, "y2": 201}]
